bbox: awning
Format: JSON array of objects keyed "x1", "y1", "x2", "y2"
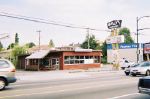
[{"x1": 26, "y1": 50, "x2": 50, "y2": 59}]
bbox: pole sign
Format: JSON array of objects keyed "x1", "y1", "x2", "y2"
[
  {"x1": 107, "y1": 20, "x2": 122, "y2": 29},
  {"x1": 106, "y1": 35, "x2": 124, "y2": 44},
  {"x1": 144, "y1": 43, "x2": 150, "y2": 54}
]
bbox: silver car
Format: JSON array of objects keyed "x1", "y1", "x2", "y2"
[
  {"x1": 0, "y1": 59, "x2": 17, "y2": 90},
  {"x1": 130, "y1": 61, "x2": 150, "y2": 76}
]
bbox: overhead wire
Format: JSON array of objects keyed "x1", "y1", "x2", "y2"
[{"x1": 0, "y1": 12, "x2": 110, "y2": 32}]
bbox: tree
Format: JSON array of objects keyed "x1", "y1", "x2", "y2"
[
  {"x1": 0, "y1": 41, "x2": 3, "y2": 51},
  {"x1": 49, "y1": 39, "x2": 55, "y2": 48},
  {"x1": 25, "y1": 42, "x2": 36, "y2": 48},
  {"x1": 119, "y1": 27, "x2": 134, "y2": 43},
  {"x1": 7, "y1": 43, "x2": 15, "y2": 50},
  {"x1": 100, "y1": 41, "x2": 107, "y2": 63},
  {"x1": 11, "y1": 45, "x2": 26, "y2": 67},
  {"x1": 15, "y1": 33, "x2": 19, "y2": 45},
  {"x1": 81, "y1": 34, "x2": 100, "y2": 50}
]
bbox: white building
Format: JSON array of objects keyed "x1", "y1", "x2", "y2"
[{"x1": 107, "y1": 43, "x2": 143, "y2": 63}]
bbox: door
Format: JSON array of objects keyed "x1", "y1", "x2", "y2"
[{"x1": 50, "y1": 58, "x2": 60, "y2": 70}]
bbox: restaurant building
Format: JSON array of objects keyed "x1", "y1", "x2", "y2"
[{"x1": 25, "y1": 49, "x2": 102, "y2": 71}]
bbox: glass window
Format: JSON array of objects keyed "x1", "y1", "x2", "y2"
[
  {"x1": 70, "y1": 60, "x2": 74, "y2": 64},
  {"x1": 80, "y1": 60, "x2": 84, "y2": 64},
  {"x1": 85, "y1": 56, "x2": 89, "y2": 59},
  {"x1": 80, "y1": 56, "x2": 84, "y2": 59},
  {"x1": 75, "y1": 56, "x2": 79, "y2": 59},
  {"x1": 65, "y1": 56, "x2": 69, "y2": 60},
  {"x1": 75, "y1": 60, "x2": 80, "y2": 64},
  {"x1": 0, "y1": 60, "x2": 10, "y2": 68},
  {"x1": 70, "y1": 56, "x2": 74, "y2": 59}
]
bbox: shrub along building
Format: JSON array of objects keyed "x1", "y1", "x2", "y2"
[{"x1": 25, "y1": 48, "x2": 102, "y2": 71}]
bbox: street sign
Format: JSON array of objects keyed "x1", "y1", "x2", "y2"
[{"x1": 107, "y1": 20, "x2": 122, "y2": 29}]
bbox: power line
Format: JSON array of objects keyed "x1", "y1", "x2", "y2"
[{"x1": 0, "y1": 12, "x2": 110, "y2": 32}]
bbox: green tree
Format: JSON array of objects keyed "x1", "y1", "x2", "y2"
[
  {"x1": 49, "y1": 39, "x2": 55, "y2": 48},
  {"x1": 81, "y1": 34, "x2": 100, "y2": 50},
  {"x1": 15, "y1": 33, "x2": 19, "y2": 45},
  {"x1": 25, "y1": 42, "x2": 36, "y2": 48},
  {"x1": 119, "y1": 27, "x2": 134, "y2": 43},
  {"x1": 7, "y1": 43, "x2": 15, "y2": 50},
  {"x1": 0, "y1": 41, "x2": 3, "y2": 51},
  {"x1": 11, "y1": 45, "x2": 26, "y2": 67},
  {"x1": 100, "y1": 41, "x2": 107, "y2": 63}
]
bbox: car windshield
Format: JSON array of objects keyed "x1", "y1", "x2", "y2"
[
  {"x1": 0, "y1": 60, "x2": 9, "y2": 68},
  {"x1": 131, "y1": 63, "x2": 140, "y2": 67}
]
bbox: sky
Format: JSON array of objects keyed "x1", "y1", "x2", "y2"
[{"x1": 0, "y1": 0, "x2": 150, "y2": 48}]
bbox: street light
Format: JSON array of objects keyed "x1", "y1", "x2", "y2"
[{"x1": 136, "y1": 16, "x2": 150, "y2": 63}]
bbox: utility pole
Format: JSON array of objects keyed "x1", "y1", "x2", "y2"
[
  {"x1": 136, "y1": 17, "x2": 139, "y2": 63},
  {"x1": 87, "y1": 28, "x2": 90, "y2": 49},
  {"x1": 36, "y1": 30, "x2": 41, "y2": 51}
]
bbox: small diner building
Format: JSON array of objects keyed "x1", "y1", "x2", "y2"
[{"x1": 25, "y1": 49, "x2": 102, "y2": 71}]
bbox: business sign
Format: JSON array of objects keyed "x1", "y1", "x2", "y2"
[
  {"x1": 107, "y1": 43, "x2": 140, "y2": 50},
  {"x1": 144, "y1": 43, "x2": 150, "y2": 54},
  {"x1": 107, "y1": 20, "x2": 122, "y2": 29},
  {"x1": 106, "y1": 35, "x2": 124, "y2": 44}
]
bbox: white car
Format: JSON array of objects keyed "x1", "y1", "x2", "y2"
[
  {"x1": 119, "y1": 59, "x2": 135, "y2": 70},
  {"x1": 0, "y1": 59, "x2": 17, "y2": 90},
  {"x1": 130, "y1": 61, "x2": 150, "y2": 76},
  {"x1": 124, "y1": 63, "x2": 139, "y2": 76}
]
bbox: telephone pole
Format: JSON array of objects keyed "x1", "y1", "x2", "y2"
[
  {"x1": 87, "y1": 28, "x2": 90, "y2": 49},
  {"x1": 36, "y1": 30, "x2": 41, "y2": 51}
]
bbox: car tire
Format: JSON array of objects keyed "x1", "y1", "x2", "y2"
[
  {"x1": 125, "y1": 72, "x2": 130, "y2": 76},
  {"x1": 146, "y1": 70, "x2": 150, "y2": 76},
  {"x1": 131, "y1": 74, "x2": 136, "y2": 76},
  {"x1": 0, "y1": 78, "x2": 6, "y2": 91}
]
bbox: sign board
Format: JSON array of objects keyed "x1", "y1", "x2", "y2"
[
  {"x1": 107, "y1": 20, "x2": 122, "y2": 29},
  {"x1": 106, "y1": 35, "x2": 124, "y2": 44},
  {"x1": 144, "y1": 43, "x2": 150, "y2": 54}
]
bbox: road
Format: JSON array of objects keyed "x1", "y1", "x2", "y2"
[{"x1": 0, "y1": 70, "x2": 150, "y2": 99}]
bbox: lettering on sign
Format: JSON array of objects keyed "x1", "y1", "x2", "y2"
[{"x1": 107, "y1": 20, "x2": 122, "y2": 29}]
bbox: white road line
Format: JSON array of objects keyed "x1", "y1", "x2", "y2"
[
  {"x1": 107, "y1": 93, "x2": 140, "y2": 99},
  {"x1": 0, "y1": 82, "x2": 137, "y2": 98}
]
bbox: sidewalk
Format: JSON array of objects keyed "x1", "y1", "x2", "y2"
[{"x1": 15, "y1": 64, "x2": 124, "y2": 83}]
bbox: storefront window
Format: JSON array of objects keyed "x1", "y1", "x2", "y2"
[{"x1": 64, "y1": 55, "x2": 100, "y2": 65}]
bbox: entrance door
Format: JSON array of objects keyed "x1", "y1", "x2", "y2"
[{"x1": 50, "y1": 58, "x2": 59, "y2": 70}]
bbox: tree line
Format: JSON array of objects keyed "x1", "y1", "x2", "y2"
[{"x1": 0, "y1": 27, "x2": 134, "y2": 66}]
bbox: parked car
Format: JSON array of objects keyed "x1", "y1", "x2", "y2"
[
  {"x1": 138, "y1": 76, "x2": 150, "y2": 95},
  {"x1": 0, "y1": 59, "x2": 17, "y2": 90},
  {"x1": 119, "y1": 58, "x2": 135, "y2": 70},
  {"x1": 130, "y1": 61, "x2": 150, "y2": 76},
  {"x1": 124, "y1": 63, "x2": 139, "y2": 76}
]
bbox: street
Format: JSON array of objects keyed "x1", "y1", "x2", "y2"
[{"x1": 0, "y1": 70, "x2": 150, "y2": 99}]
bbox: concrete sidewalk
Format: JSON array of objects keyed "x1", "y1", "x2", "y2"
[{"x1": 15, "y1": 64, "x2": 124, "y2": 83}]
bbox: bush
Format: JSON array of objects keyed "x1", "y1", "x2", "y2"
[{"x1": 101, "y1": 56, "x2": 107, "y2": 64}]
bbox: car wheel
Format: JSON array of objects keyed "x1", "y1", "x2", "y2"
[
  {"x1": 146, "y1": 70, "x2": 150, "y2": 76},
  {"x1": 0, "y1": 78, "x2": 6, "y2": 91},
  {"x1": 131, "y1": 74, "x2": 136, "y2": 76},
  {"x1": 125, "y1": 72, "x2": 130, "y2": 76}
]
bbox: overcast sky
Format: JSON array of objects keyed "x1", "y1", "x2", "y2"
[{"x1": 0, "y1": 0, "x2": 150, "y2": 48}]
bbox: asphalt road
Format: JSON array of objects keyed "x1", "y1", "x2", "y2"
[{"x1": 0, "y1": 71, "x2": 150, "y2": 99}]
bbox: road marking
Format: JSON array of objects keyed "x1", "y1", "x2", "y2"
[
  {"x1": 107, "y1": 93, "x2": 140, "y2": 99},
  {"x1": 0, "y1": 81, "x2": 137, "y2": 98}
]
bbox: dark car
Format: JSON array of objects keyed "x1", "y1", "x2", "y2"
[{"x1": 138, "y1": 76, "x2": 150, "y2": 95}]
